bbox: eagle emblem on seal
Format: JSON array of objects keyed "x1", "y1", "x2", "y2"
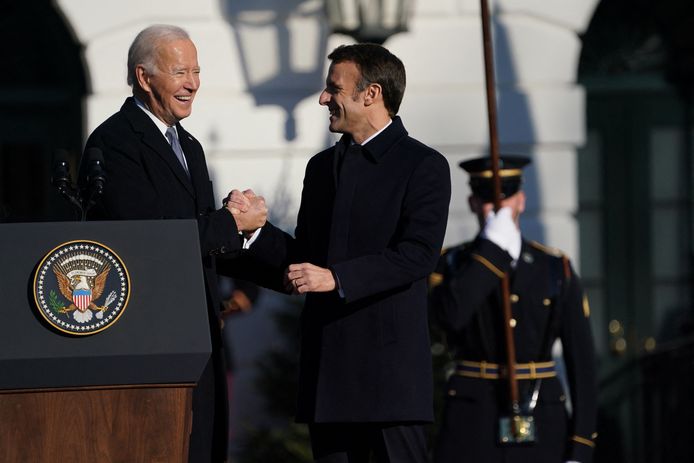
[
  {"x1": 53, "y1": 262, "x2": 111, "y2": 323},
  {"x1": 34, "y1": 240, "x2": 130, "y2": 335}
]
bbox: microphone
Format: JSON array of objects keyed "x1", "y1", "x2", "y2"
[
  {"x1": 51, "y1": 150, "x2": 83, "y2": 217},
  {"x1": 80, "y1": 147, "x2": 106, "y2": 221},
  {"x1": 51, "y1": 151, "x2": 73, "y2": 194},
  {"x1": 85, "y1": 147, "x2": 107, "y2": 198}
]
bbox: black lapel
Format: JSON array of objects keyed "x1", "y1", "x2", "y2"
[
  {"x1": 176, "y1": 123, "x2": 207, "y2": 200},
  {"x1": 324, "y1": 119, "x2": 408, "y2": 264},
  {"x1": 327, "y1": 143, "x2": 369, "y2": 264},
  {"x1": 122, "y1": 98, "x2": 195, "y2": 197},
  {"x1": 332, "y1": 137, "x2": 349, "y2": 188}
]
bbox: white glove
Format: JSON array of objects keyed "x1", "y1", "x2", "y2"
[{"x1": 480, "y1": 206, "x2": 521, "y2": 261}]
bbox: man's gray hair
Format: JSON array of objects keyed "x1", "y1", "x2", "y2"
[{"x1": 127, "y1": 24, "x2": 190, "y2": 86}]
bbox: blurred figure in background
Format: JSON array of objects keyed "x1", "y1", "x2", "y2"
[{"x1": 430, "y1": 155, "x2": 598, "y2": 463}]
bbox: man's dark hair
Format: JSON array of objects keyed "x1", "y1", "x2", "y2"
[{"x1": 328, "y1": 43, "x2": 406, "y2": 118}]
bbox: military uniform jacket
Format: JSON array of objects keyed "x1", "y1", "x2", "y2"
[
  {"x1": 250, "y1": 117, "x2": 451, "y2": 423},
  {"x1": 430, "y1": 237, "x2": 597, "y2": 463}
]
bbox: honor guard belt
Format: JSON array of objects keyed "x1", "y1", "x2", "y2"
[{"x1": 455, "y1": 360, "x2": 556, "y2": 380}]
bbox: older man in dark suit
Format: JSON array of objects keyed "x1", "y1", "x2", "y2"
[
  {"x1": 79, "y1": 25, "x2": 266, "y2": 462},
  {"x1": 247, "y1": 43, "x2": 451, "y2": 463}
]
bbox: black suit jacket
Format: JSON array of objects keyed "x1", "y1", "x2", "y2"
[
  {"x1": 251, "y1": 117, "x2": 451, "y2": 423},
  {"x1": 81, "y1": 98, "x2": 242, "y2": 313},
  {"x1": 430, "y1": 238, "x2": 598, "y2": 463},
  {"x1": 79, "y1": 97, "x2": 240, "y2": 462}
]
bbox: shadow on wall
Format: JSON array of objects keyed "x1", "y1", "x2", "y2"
[
  {"x1": 489, "y1": 9, "x2": 543, "y2": 243},
  {"x1": 220, "y1": 0, "x2": 330, "y2": 142},
  {"x1": 215, "y1": 4, "x2": 330, "y2": 460},
  {"x1": 218, "y1": 0, "x2": 337, "y2": 233}
]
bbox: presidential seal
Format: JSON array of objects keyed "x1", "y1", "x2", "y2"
[{"x1": 33, "y1": 240, "x2": 130, "y2": 335}]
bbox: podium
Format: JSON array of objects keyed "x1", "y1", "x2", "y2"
[{"x1": 0, "y1": 220, "x2": 211, "y2": 463}]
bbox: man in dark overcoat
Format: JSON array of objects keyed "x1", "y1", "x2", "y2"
[
  {"x1": 247, "y1": 43, "x2": 451, "y2": 462},
  {"x1": 78, "y1": 25, "x2": 266, "y2": 462},
  {"x1": 429, "y1": 155, "x2": 598, "y2": 463}
]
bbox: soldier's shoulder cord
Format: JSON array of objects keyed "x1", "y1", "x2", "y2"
[
  {"x1": 529, "y1": 240, "x2": 572, "y2": 282},
  {"x1": 429, "y1": 241, "x2": 474, "y2": 288}
]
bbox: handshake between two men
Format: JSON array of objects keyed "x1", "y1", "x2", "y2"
[{"x1": 223, "y1": 189, "x2": 336, "y2": 295}]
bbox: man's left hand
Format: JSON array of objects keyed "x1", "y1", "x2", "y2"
[{"x1": 286, "y1": 263, "x2": 336, "y2": 294}]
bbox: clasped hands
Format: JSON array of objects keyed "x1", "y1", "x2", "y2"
[
  {"x1": 223, "y1": 189, "x2": 336, "y2": 295},
  {"x1": 224, "y1": 189, "x2": 267, "y2": 237}
]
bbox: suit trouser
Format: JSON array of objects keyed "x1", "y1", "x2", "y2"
[
  {"x1": 188, "y1": 345, "x2": 229, "y2": 463},
  {"x1": 309, "y1": 422, "x2": 428, "y2": 463}
]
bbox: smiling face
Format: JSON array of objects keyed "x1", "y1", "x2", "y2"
[
  {"x1": 137, "y1": 38, "x2": 200, "y2": 126},
  {"x1": 319, "y1": 60, "x2": 369, "y2": 139}
]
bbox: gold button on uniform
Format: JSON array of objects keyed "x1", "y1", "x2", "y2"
[
  {"x1": 510, "y1": 294, "x2": 519, "y2": 303},
  {"x1": 543, "y1": 298, "x2": 551, "y2": 306},
  {"x1": 509, "y1": 318, "x2": 517, "y2": 328},
  {"x1": 448, "y1": 389, "x2": 457, "y2": 397}
]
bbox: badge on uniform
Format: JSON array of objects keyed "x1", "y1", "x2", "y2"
[{"x1": 499, "y1": 414, "x2": 536, "y2": 444}]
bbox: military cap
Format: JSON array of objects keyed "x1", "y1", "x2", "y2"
[{"x1": 459, "y1": 155, "x2": 530, "y2": 202}]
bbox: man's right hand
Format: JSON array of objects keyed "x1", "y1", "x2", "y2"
[
  {"x1": 226, "y1": 188, "x2": 267, "y2": 235},
  {"x1": 224, "y1": 189, "x2": 250, "y2": 214}
]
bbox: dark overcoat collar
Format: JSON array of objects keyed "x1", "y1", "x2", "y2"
[
  {"x1": 360, "y1": 116, "x2": 408, "y2": 162},
  {"x1": 332, "y1": 116, "x2": 409, "y2": 185},
  {"x1": 334, "y1": 116, "x2": 409, "y2": 162},
  {"x1": 120, "y1": 97, "x2": 194, "y2": 197}
]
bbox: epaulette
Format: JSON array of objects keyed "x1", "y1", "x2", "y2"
[
  {"x1": 529, "y1": 240, "x2": 565, "y2": 257},
  {"x1": 446, "y1": 241, "x2": 474, "y2": 251},
  {"x1": 529, "y1": 241, "x2": 572, "y2": 280},
  {"x1": 429, "y1": 271, "x2": 444, "y2": 288},
  {"x1": 443, "y1": 241, "x2": 474, "y2": 270},
  {"x1": 429, "y1": 248, "x2": 448, "y2": 288},
  {"x1": 429, "y1": 242, "x2": 473, "y2": 288}
]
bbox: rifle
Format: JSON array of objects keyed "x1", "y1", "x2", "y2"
[{"x1": 479, "y1": 0, "x2": 535, "y2": 443}]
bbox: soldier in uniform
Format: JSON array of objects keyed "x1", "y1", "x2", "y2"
[{"x1": 430, "y1": 155, "x2": 598, "y2": 463}]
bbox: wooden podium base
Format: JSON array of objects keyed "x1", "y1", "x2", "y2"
[{"x1": 0, "y1": 384, "x2": 193, "y2": 463}]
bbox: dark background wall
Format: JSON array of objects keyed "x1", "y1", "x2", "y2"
[{"x1": 0, "y1": 0, "x2": 86, "y2": 222}]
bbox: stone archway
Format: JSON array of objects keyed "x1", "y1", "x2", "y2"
[{"x1": 0, "y1": 2, "x2": 87, "y2": 222}]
